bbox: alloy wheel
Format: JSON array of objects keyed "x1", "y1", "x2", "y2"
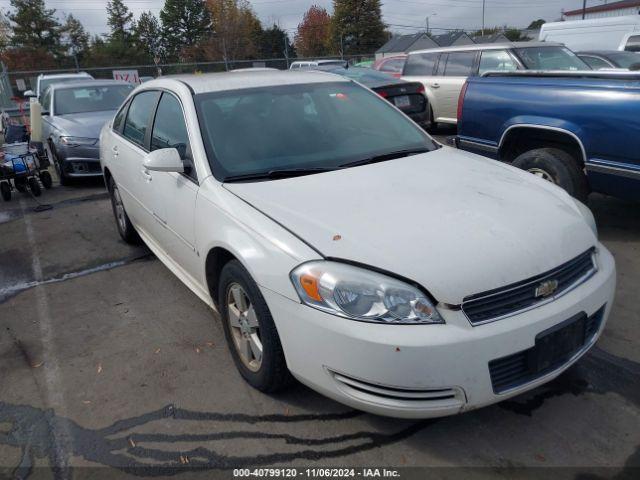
[
  {"x1": 226, "y1": 283, "x2": 263, "y2": 372},
  {"x1": 527, "y1": 168, "x2": 555, "y2": 183}
]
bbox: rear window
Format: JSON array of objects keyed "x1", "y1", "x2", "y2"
[
  {"x1": 625, "y1": 35, "x2": 640, "y2": 52},
  {"x1": 606, "y1": 51, "x2": 640, "y2": 68},
  {"x1": 403, "y1": 53, "x2": 439, "y2": 76},
  {"x1": 380, "y1": 58, "x2": 405, "y2": 73}
]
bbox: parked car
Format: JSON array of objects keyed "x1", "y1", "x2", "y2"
[
  {"x1": 540, "y1": 15, "x2": 640, "y2": 52},
  {"x1": 41, "y1": 80, "x2": 134, "y2": 184},
  {"x1": 310, "y1": 66, "x2": 429, "y2": 127},
  {"x1": 402, "y1": 42, "x2": 591, "y2": 126},
  {"x1": 372, "y1": 55, "x2": 407, "y2": 78},
  {"x1": 456, "y1": 70, "x2": 640, "y2": 202},
  {"x1": 24, "y1": 72, "x2": 94, "y2": 100},
  {"x1": 577, "y1": 50, "x2": 640, "y2": 70},
  {"x1": 289, "y1": 59, "x2": 348, "y2": 69},
  {"x1": 100, "y1": 71, "x2": 615, "y2": 419}
]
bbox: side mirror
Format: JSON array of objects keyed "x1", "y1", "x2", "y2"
[
  {"x1": 23, "y1": 90, "x2": 36, "y2": 99},
  {"x1": 143, "y1": 148, "x2": 184, "y2": 173}
]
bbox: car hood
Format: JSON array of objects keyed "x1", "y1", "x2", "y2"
[
  {"x1": 224, "y1": 147, "x2": 596, "y2": 305},
  {"x1": 52, "y1": 110, "x2": 116, "y2": 139}
]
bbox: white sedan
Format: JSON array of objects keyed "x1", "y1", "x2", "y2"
[{"x1": 100, "y1": 71, "x2": 616, "y2": 418}]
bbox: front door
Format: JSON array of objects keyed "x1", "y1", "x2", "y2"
[{"x1": 435, "y1": 51, "x2": 477, "y2": 123}]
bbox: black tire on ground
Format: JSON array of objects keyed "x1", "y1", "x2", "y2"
[
  {"x1": 0, "y1": 182, "x2": 10, "y2": 201},
  {"x1": 47, "y1": 143, "x2": 71, "y2": 186},
  {"x1": 40, "y1": 171, "x2": 53, "y2": 189},
  {"x1": 14, "y1": 178, "x2": 26, "y2": 192},
  {"x1": 107, "y1": 176, "x2": 140, "y2": 244},
  {"x1": 512, "y1": 147, "x2": 589, "y2": 203},
  {"x1": 28, "y1": 177, "x2": 42, "y2": 197},
  {"x1": 218, "y1": 260, "x2": 293, "y2": 393}
]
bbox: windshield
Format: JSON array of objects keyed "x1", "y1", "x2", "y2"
[
  {"x1": 39, "y1": 77, "x2": 89, "y2": 95},
  {"x1": 606, "y1": 51, "x2": 640, "y2": 68},
  {"x1": 54, "y1": 85, "x2": 134, "y2": 115},
  {"x1": 195, "y1": 82, "x2": 436, "y2": 180},
  {"x1": 515, "y1": 46, "x2": 591, "y2": 71}
]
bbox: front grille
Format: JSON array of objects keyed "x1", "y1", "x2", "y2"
[
  {"x1": 489, "y1": 305, "x2": 605, "y2": 394},
  {"x1": 462, "y1": 248, "x2": 597, "y2": 324}
]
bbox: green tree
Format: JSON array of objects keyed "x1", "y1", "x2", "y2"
[
  {"x1": 260, "y1": 24, "x2": 294, "y2": 59},
  {"x1": 0, "y1": 12, "x2": 11, "y2": 52},
  {"x1": 8, "y1": 0, "x2": 61, "y2": 52},
  {"x1": 161, "y1": 0, "x2": 211, "y2": 61},
  {"x1": 330, "y1": 0, "x2": 386, "y2": 55},
  {"x1": 527, "y1": 19, "x2": 546, "y2": 30},
  {"x1": 106, "y1": 0, "x2": 134, "y2": 44},
  {"x1": 135, "y1": 11, "x2": 164, "y2": 62},
  {"x1": 61, "y1": 14, "x2": 89, "y2": 62}
]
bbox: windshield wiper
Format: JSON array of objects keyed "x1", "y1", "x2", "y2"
[
  {"x1": 223, "y1": 167, "x2": 334, "y2": 182},
  {"x1": 339, "y1": 148, "x2": 431, "y2": 169}
]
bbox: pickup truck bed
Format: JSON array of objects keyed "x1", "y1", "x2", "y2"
[{"x1": 456, "y1": 71, "x2": 640, "y2": 202}]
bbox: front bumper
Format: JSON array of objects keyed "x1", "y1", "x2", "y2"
[
  {"x1": 262, "y1": 245, "x2": 616, "y2": 418},
  {"x1": 58, "y1": 144, "x2": 102, "y2": 177}
]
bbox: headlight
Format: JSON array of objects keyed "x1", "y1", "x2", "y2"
[
  {"x1": 60, "y1": 136, "x2": 98, "y2": 146},
  {"x1": 290, "y1": 261, "x2": 443, "y2": 324},
  {"x1": 573, "y1": 198, "x2": 597, "y2": 237}
]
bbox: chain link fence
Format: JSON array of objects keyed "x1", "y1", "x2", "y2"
[{"x1": 3, "y1": 54, "x2": 375, "y2": 99}]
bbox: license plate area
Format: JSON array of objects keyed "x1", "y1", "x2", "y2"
[
  {"x1": 393, "y1": 95, "x2": 411, "y2": 108},
  {"x1": 534, "y1": 313, "x2": 587, "y2": 372}
]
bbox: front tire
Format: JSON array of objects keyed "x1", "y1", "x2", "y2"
[
  {"x1": 218, "y1": 260, "x2": 293, "y2": 393},
  {"x1": 47, "y1": 143, "x2": 70, "y2": 186},
  {"x1": 512, "y1": 148, "x2": 589, "y2": 202},
  {"x1": 107, "y1": 176, "x2": 140, "y2": 244}
]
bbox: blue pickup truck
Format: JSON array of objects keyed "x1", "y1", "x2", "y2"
[{"x1": 456, "y1": 71, "x2": 640, "y2": 202}]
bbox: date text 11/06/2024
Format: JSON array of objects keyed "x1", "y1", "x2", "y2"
[{"x1": 233, "y1": 468, "x2": 401, "y2": 478}]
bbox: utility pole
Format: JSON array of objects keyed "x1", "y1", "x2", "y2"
[
  {"x1": 425, "y1": 13, "x2": 436, "y2": 35},
  {"x1": 482, "y1": 0, "x2": 486, "y2": 36},
  {"x1": 340, "y1": 34, "x2": 344, "y2": 59},
  {"x1": 582, "y1": 0, "x2": 587, "y2": 19},
  {"x1": 283, "y1": 34, "x2": 289, "y2": 68}
]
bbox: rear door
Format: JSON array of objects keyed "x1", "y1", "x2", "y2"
[
  {"x1": 111, "y1": 90, "x2": 162, "y2": 238},
  {"x1": 402, "y1": 52, "x2": 440, "y2": 117},
  {"x1": 147, "y1": 91, "x2": 201, "y2": 278},
  {"x1": 435, "y1": 50, "x2": 478, "y2": 123}
]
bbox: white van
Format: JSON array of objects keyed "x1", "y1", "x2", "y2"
[{"x1": 540, "y1": 15, "x2": 640, "y2": 52}]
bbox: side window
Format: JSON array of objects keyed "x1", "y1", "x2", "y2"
[
  {"x1": 113, "y1": 100, "x2": 130, "y2": 133},
  {"x1": 41, "y1": 89, "x2": 51, "y2": 113},
  {"x1": 151, "y1": 93, "x2": 195, "y2": 179},
  {"x1": 443, "y1": 51, "x2": 477, "y2": 76},
  {"x1": 625, "y1": 35, "x2": 640, "y2": 52},
  {"x1": 478, "y1": 50, "x2": 519, "y2": 75},
  {"x1": 123, "y1": 91, "x2": 160, "y2": 148},
  {"x1": 403, "y1": 52, "x2": 439, "y2": 76},
  {"x1": 580, "y1": 55, "x2": 611, "y2": 70}
]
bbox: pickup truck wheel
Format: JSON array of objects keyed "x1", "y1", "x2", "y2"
[
  {"x1": 513, "y1": 148, "x2": 588, "y2": 202},
  {"x1": 107, "y1": 177, "x2": 140, "y2": 244},
  {"x1": 218, "y1": 260, "x2": 293, "y2": 393}
]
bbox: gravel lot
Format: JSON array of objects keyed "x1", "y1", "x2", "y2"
[{"x1": 1, "y1": 134, "x2": 639, "y2": 477}]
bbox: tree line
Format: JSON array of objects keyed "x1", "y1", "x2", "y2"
[{"x1": 0, "y1": 0, "x2": 389, "y2": 72}]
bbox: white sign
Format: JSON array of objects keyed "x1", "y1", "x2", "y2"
[
  {"x1": 112, "y1": 69, "x2": 141, "y2": 84},
  {"x1": 16, "y1": 78, "x2": 26, "y2": 91}
]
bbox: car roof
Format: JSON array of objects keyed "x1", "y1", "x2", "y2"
[
  {"x1": 147, "y1": 70, "x2": 349, "y2": 95},
  {"x1": 578, "y1": 50, "x2": 639, "y2": 56},
  {"x1": 409, "y1": 41, "x2": 564, "y2": 55},
  {"x1": 48, "y1": 79, "x2": 132, "y2": 91},
  {"x1": 39, "y1": 72, "x2": 92, "y2": 79}
]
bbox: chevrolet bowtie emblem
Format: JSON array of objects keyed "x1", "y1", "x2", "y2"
[{"x1": 535, "y1": 280, "x2": 559, "y2": 298}]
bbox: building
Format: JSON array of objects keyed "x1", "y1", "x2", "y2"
[
  {"x1": 431, "y1": 31, "x2": 475, "y2": 47},
  {"x1": 563, "y1": 0, "x2": 640, "y2": 20},
  {"x1": 375, "y1": 33, "x2": 439, "y2": 59},
  {"x1": 472, "y1": 33, "x2": 510, "y2": 43}
]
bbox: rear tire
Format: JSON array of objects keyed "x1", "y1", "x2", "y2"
[
  {"x1": 0, "y1": 182, "x2": 10, "y2": 201},
  {"x1": 218, "y1": 260, "x2": 293, "y2": 393},
  {"x1": 28, "y1": 177, "x2": 42, "y2": 197},
  {"x1": 512, "y1": 148, "x2": 589, "y2": 202},
  {"x1": 107, "y1": 176, "x2": 140, "y2": 244}
]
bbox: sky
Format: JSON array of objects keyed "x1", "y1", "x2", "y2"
[{"x1": 0, "y1": 0, "x2": 609, "y2": 38}]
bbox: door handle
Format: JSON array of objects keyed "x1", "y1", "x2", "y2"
[
  {"x1": 141, "y1": 168, "x2": 152, "y2": 182},
  {"x1": 112, "y1": 146, "x2": 119, "y2": 157},
  {"x1": 431, "y1": 83, "x2": 440, "y2": 89}
]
